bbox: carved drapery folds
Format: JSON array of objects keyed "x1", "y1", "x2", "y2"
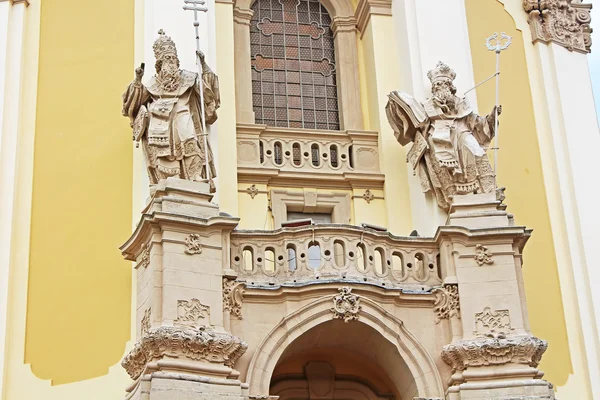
[
  {"x1": 331, "y1": 287, "x2": 361, "y2": 322},
  {"x1": 524, "y1": 0, "x2": 592, "y2": 53},
  {"x1": 432, "y1": 284, "x2": 460, "y2": 323},
  {"x1": 441, "y1": 335, "x2": 548, "y2": 372},
  {"x1": 223, "y1": 278, "x2": 246, "y2": 319},
  {"x1": 122, "y1": 326, "x2": 248, "y2": 380}
]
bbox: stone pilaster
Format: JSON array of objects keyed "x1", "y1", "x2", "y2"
[
  {"x1": 121, "y1": 178, "x2": 247, "y2": 400},
  {"x1": 438, "y1": 193, "x2": 554, "y2": 400}
]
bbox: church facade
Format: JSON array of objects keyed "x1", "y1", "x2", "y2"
[{"x1": 0, "y1": 0, "x2": 599, "y2": 399}]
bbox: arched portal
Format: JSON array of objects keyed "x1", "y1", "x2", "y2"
[
  {"x1": 271, "y1": 319, "x2": 414, "y2": 399},
  {"x1": 246, "y1": 293, "x2": 444, "y2": 398}
]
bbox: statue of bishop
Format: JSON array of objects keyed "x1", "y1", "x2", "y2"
[
  {"x1": 122, "y1": 30, "x2": 219, "y2": 191},
  {"x1": 386, "y1": 61, "x2": 501, "y2": 212}
]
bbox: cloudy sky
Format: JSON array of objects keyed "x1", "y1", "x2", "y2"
[{"x1": 590, "y1": 0, "x2": 600, "y2": 120}]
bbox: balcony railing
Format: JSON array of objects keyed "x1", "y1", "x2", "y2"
[
  {"x1": 230, "y1": 224, "x2": 442, "y2": 290},
  {"x1": 236, "y1": 123, "x2": 384, "y2": 187}
]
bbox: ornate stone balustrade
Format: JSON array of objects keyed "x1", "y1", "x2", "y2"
[
  {"x1": 236, "y1": 123, "x2": 384, "y2": 188},
  {"x1": 230, "y1": 224, "x2": 441, "y2": 289}
]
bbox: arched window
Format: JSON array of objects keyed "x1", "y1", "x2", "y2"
[{"x1": 250, "y1": 0, "x2": 340, "y2": 130}]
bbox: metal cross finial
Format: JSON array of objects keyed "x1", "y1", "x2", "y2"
[
  {"x1": 183, "y1": 0, "x2": 212, "y2": 183},
  {"x1": 486, "y1": 32, "x2": 512, "y2": 53},
  {"x1": 485, "y1": 32, "x2": 512, "y2": 181}
]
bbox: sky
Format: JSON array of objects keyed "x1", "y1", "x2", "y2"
[{"x1": 590, "y1": 0, "x2": 600, "y2": 120}]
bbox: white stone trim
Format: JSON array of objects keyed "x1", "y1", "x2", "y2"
[{"x1": 0, "y1": 1, "x2": 27, "y2": 395}]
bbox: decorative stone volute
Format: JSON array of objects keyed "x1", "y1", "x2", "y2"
[{"x1": 524, "y1": 0, "x2": 592, "y2": 53}]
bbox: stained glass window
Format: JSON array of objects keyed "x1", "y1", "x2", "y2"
[{"x1": 250, "y1": 0, "x2": 340, "y2": 130}]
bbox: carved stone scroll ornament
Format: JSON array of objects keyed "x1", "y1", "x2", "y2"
[
  {"x1": 441, "y1": 335, "x2": 548, "y2": 372},
  {"x1": 174, "y1": 299, "x2": 210, "y2": 328},
  {"x1": 122, "y1": 326, "x2": 248, "y2": 380},
  {"x1": 141, "y1": 308, "x2": 151, "y2": 336},
  {"x1": 331, "y1": 287, "x2": 361, "y2": 323},
  {"x1": 432, "y1": 284, "x2": 460, "y2": 323},
  {"x1": 475, "y1": 307, "x2": 515, "y2": 336},
  {"x1": 523, "y1": 0, "x2": 592, "y2": 53},
  {"x1": 474, "y1": 244, "x2": 494, "y2": 266},
  {"x1": 223, "y1": 278, "x2": 246, "y2": 319},
  {"x1": 138, "y1": 244, "x2": 150, "y2": 268},
  {"x1": 184, "y1": 234, "x2": 203, "y2": 255}
]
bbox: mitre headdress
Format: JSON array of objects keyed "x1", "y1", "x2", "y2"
[
  {"x1": 153, "y1": 29, "x2": 178, "y2": 60},
  {"x1": 427, "y1": 61, "x2": 456, "y2": 84}
]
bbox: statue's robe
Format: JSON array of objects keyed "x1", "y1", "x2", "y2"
[
  {"x1": 122, "y1": 69, "x2": 220, "y2": 185},
  {"x1": 386, "y1": 91, "x2": 496, "y2": 211}
]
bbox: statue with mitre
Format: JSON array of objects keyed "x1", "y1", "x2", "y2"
[
  {"x1": 122, "y1": 30, "x2": 219, "y2": 191},
  {"x1": 386, "y1": 61, "x2": 501, "y2": 211}
]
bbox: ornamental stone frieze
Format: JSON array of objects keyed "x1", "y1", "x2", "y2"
[
  {"x1": 121, "y1": 326, "x2": 248, "y2": 380},
  {"x1": 524, "y1": 0, "x2": 592, "y2": 53},
  {"x1": 441, "y1": 335, "x2": 548, "y2": 372}
]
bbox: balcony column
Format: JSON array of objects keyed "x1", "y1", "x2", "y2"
[{"x1": 120, "y1": 178, "x2": 247, "y2": 400}]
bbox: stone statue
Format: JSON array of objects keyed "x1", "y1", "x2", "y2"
[
  {"x1": 122, "y1": 30, "x2": 220, "y2": 191},
  {"x1": 385, "y1": 61, "x2": 501, "y2": 211}
]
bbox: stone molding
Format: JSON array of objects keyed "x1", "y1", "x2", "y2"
[
  {"x1": 524, "y1": 0, "x2": 592, "y2": 53},
  {"x1": 331, "y1": 16, "x2": 358, "y2": 36},
  {"x1": 1, "y1": 0, "x2": 30, "y2": 6},
  {"x1": 432, "y1": 284, "x2": 460, "y2": 323},
  {"x1": 355, "y1": 0, "x2": 392, "y2": 37},
  {"x1": 122, "y1": 326, "x2": 248, "y2": 380},
  {"x1": 233, "y1": 6, "x2": 254, "y2": 25},
  {"x1": 331, "y1": 287, "x2": 361, "y2": 322},
  {"x1": 441, "y1": 335, "x2": 548, "y2": 372},
  {"x1": 223, "y1": 278, "x2": 245, "y2": 319}
]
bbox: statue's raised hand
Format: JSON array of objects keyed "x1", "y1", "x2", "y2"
[
  {"x1": 493, "y1": 104, "x2": 502, "y2": 116},
  {"x1": 196, "y1": 50, "x2": 205, "y2": 64},
  {"x1": 134, "y1": 63, "x2": 145, "y2": 82}
]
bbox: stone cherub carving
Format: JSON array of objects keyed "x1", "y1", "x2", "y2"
[
  {"x1": 386, "y1": 61, "x2": 501, "y2": 211},
  {"x1": 122, "y1": 30, "x2": 220, "y2": 191}
]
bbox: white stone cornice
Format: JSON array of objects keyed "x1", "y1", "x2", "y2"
[
  {"x1": 523, "y1": 0, "x2": 592, "y2": 53},
  {"x1": 354, "y1": 0, "x2": 392, "y2": 36}
]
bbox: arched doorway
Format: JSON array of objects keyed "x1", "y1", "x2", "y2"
[{"x1": 270, "y1": 319, "x2": 410, "y2": 399}]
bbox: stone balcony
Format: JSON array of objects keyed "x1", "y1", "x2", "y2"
[
  {"x1": 236, "y1": 123, "x2": 384, "y2": 188},
  {"x1": 229, "y1": 223, "x2": 442, "y2": 290}
]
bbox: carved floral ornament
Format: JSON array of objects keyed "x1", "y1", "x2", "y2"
[
  {"x1": 141, "y1": 308, "x2": 151, "y2": 336},
  {"x1": 475, "y1": 307, "x2": 515, "y2": 336},
  {"x1": 138, "y1": 244, "x2": 150, "y2": 268},
  {"x1": 223, "y1": 278, "x2": 246, "y2": 319},
  {"x1": 184, "y1": 234, "x2": 203, "y2": 255},
  {"x1": 441, "y1": 335, "x2": 548, "y2": 372},
  {"x1": 432, "y1": 284, "x2": 460, "y2": 323},
  {"x1": 122, "y1": 326, "x2": 248, "y2": 380},
  {"x1": 174, "y1": 298, "x2": 210, "y2": 328},
  {"x1": 523, "y1": 0, "x2": 592, "y2": 53},
  {"x1": 474, "y1": 244, "x2": 493, "y2": 266},
  {"x1": 331, "y1": 287, "x2": 361, "y2": 322}
]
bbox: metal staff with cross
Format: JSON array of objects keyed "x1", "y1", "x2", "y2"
[
  {"x1": 485, "y1": 32, "x2": 511, "y2": 178},
  {"x1": 183, "y1": 0, "x2": 211, "y2": 182}
]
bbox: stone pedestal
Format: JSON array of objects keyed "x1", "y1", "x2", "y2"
[
  {"x1": 121, "y1": 178, "x2": 247, "y2": 400},
  {"x1": 439, "y1": 194, "x2": 555, "y2": 400}
]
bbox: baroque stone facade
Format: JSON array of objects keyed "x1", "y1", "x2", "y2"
[{"x1": 524, "y1": 0, "x2": 592, "y2": 53}]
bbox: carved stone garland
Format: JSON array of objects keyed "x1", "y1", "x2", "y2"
[
  {"x1": 331, "y1": 287, "x2": 361, "y2": 323},
  {"x1": 432, "y1": 284, "x2": 460, "y2": 323},
  {"x1": 223, "y1": 278, "x2": 246, "y2": 319},
  {"x1": 524, "y1": 0, "x2": 592, "y2": 53},
  {"x1": 441, "y1": 335, "x2": 548, "y2": 372},
  {"x1": 122, "y1": 326, "x2": 248, "y2": 380}
]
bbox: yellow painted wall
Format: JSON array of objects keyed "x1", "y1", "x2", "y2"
[
  {"x1": 465, "y1": 0, "x2": 571, "y2": 386},
  {"x1": 25, "y1": 0, "x2": 134, "y2": 384}
]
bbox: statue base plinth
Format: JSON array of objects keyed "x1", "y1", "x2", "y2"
[
  {"x1": 447, "y1": 193, "x2": 513, "y2": 229},
  {"x1": 145, "y1": 177, "x2": 219, "y2": 219}
]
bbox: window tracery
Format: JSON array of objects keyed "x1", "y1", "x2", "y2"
[{"x1": 250, "y1": 0, "x2": 340, "y2": 130}]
